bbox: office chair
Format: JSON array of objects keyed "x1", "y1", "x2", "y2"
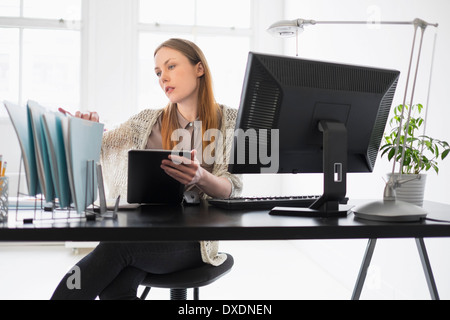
[{"x1": 139, "y1": 253, "x2": 234, "y2": 300}]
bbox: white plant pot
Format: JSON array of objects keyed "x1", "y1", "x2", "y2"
[{"x1": 387, "y1": 173, "x2": 427, "y2": 207}]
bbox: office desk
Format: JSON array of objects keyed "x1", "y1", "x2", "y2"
[{"x1": 1, "y1": 200, "x2": 450, "y2": 299}]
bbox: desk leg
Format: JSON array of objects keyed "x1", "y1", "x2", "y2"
[
  {"x1": 415, "y1": 238, "x2": 440, "y2": 300},
  {"x1": 352, "y1": 239, "x2": 377, "y2": 300}
]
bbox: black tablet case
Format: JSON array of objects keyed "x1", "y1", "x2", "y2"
[{"x1": 127, "y1": 150, "x2": 190, "y2": 204}]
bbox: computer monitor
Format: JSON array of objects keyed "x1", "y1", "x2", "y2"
[{"x1": 228, "y1": 52, "x2": 400, "y2": 217}]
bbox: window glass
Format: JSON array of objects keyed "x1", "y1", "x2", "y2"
[
  {"x1": 139, "y1": 0, "x2": 251, "y2": 28},
  {"x1": 197, "y1": 35, "x2": 249, "y2": 109},
  {"x1": 23, "y1": 0, "x2": 81, "y2": 20},
  {"x1": 0, "y1": 28, "x2": 20, "y2": 117},
  {"x1": 196, "y1": 0, "x2": 251, "y2": 28},
  {"x1": 22, "y1": 29, "x2": 80, "y2": 109},
  {"x1": 0, "y1": 0, "x2": 20, "y2": 17},
  {"x1": 139, "y1": 0, "x2": 195, "y2": 25}
]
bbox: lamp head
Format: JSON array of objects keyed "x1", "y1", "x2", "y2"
[{"x1": 267, "y1": 19, "x2": 316, "y2": 38}]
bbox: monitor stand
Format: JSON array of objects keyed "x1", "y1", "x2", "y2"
[{"x1": 270, "y1": 121, "x2": 353, "y2": 218}]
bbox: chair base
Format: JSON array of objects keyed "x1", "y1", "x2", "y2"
[{"x1": 140, "y1": 287, "x2": 200, "y2": 300}]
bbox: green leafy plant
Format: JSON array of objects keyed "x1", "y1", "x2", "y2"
[{"x1": 380, "y1": 103, "x2": 450, "y2": 175}]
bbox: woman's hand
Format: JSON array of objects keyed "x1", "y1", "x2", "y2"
[
  {"x1": 161, "y1": 149, "x2": 204, "y2": 186},
  {"x1": 161, "y1": 149, "x2": 232, "y2": 199},
  {"x1": 58, "y1": 108, "x2": 100, "y2": 123}
]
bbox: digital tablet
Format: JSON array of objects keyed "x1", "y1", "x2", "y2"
[{"x1": 127, "y1": 150, "x2": 191, "y2": 205}]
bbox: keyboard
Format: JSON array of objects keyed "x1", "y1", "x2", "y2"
[{"x1": 208, "y1": 195, "x2": 321, "y2": 210}]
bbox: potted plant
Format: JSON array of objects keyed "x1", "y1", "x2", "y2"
[{"x1": 380, "y1": 103, "x2": 450, "y2": 206}]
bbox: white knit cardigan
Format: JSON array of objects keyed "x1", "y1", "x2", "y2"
[{"x1": 100, "y1": 105, "x2": 242, "y2": 266}]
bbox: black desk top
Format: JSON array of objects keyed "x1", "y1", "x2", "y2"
[{"x1": 1, "y1": 200, "x2": 450, "y2": 242}]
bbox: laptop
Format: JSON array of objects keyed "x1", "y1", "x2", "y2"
[{"x1": 127, "y1": 150, "x2": 190, "y2": 205}]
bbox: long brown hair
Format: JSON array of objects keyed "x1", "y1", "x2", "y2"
[{"x1": 154, "y1": 38, "x2": 221, "y2": 152}]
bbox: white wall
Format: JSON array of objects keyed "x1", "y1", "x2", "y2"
[{"x1": 81, "y1": 0, "x2": 137, "y2": 126}]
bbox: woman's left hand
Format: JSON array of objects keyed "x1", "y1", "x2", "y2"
[
  {"x1": 161, "y1": 149, "x2": 205, "y2": 186},
  {"x1": 58, "y1": 108, "x2": 100, "y2": 122}
]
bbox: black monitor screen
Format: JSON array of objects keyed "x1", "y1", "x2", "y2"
[
  {"x1": 229, "y1": 52, "x2": 400, "y2": 175},
  {"x1": 228, "y1": 52, "x2": 400, "y2": 217}
]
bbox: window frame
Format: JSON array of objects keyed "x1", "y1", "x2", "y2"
[
  {"x1": 0, "y1": 1, "x2": 82, "y2": 114},
  {"x1": 136, "y1": 0, "x2": 254, "y2": 39}
]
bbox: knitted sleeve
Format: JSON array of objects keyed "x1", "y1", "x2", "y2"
[
  {"x1": 100, "y1": 109, "x2": 163, "y2": 199},
  {"x1": 210, "y1": 105, "x2": 243, "y2": 198}
]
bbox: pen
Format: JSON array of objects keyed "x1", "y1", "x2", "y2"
[
  {"x1": 1, "y1": 162, "x2": 6, "y2": 177},
  {"x1": 58, "y1": 107, "x2": 73, "y2": 117},
  {"x1": 0, "y1": 160, "x2": 4, "y2": 193}
]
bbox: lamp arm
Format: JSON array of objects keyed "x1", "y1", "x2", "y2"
[
  {"x1": 315, "y1": 20, "x2": 408, "y2": 25},
  {"x1": 398, "y1": 26, "x2": 427, "y2": 175},
  {"x1": 390, "y1": 24, "x2": 419, "y2": 176},
  {"x1": 383, "y1": 175, "x2": 423, "y2": 201},
  {"x1": 311, "y1": 18, "x2": 438, "y2": 28},
  {"x1": 270, "y1": 18, "x2": 438, "y2": 33}
]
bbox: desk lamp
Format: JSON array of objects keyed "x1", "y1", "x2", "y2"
[{"x1": 268, "y1": 18, "x2": 439, "y2": 222}]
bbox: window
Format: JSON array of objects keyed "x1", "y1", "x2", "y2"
[
  {"x1": 139, "y1": 0, "x2": 251, "y2": 28},
  {"x1": 137, "y1": 0, "x2": 253, "y2": 111},
  {"x1": 0, "y1": 0, "x2": 81, "y2": 117},
  {"x1": 0, "y1": 28, "x2": 20, "y2": 106}
]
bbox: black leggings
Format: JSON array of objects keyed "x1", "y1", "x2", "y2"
[{"x1": 50, "y1": 242, "x2": 204, "y2": 300}]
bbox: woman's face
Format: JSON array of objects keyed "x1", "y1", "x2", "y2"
[{"x1": 154, "y1": 47, "x2": 204, "y2": 106}]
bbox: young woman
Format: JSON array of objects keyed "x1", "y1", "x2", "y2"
[{"x1": 51, "y1": 38, "x2": 242, "y2": 300}]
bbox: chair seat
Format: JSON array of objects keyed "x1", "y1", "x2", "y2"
[{"x1": 141, "y1": 253, "x2": 234, "y2": 289}]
